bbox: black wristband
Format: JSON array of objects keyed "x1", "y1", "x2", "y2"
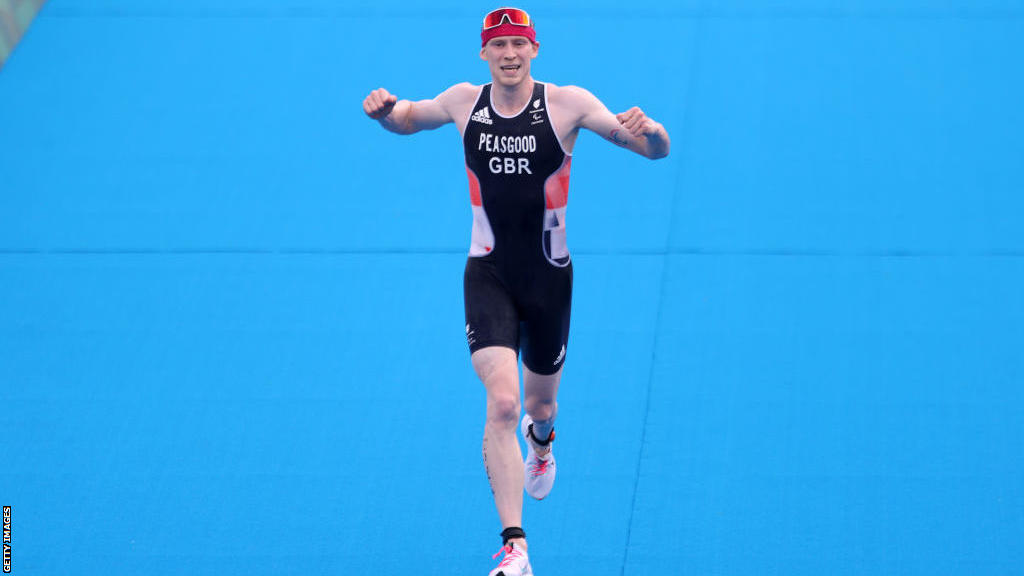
[{"x1": 501, "y1": 526, "x2": 526, "y2": 544}]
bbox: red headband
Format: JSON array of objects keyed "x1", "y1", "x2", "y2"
[{"x1": 481, "y1": 23, "x2": 537, "y2": 47}]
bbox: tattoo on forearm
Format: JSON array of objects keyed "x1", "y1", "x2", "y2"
[{"x1": 610, "y1": 129, "x2": 629, "y2": 146}]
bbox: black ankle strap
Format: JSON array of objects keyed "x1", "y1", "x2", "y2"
[
  {"x1": 501, "y1": 526, "x2": 526, "y2": 545},
  {"x1": 527, "y1": 423, "x2": 555, "y2": 447}
]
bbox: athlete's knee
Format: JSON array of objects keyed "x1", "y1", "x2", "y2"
[
  {"x1": 524, "y1": 396, "x2": 557, "y2": 423},
  {"x1": 486, "y1": 392, "x2": 521, "y2": 429}
]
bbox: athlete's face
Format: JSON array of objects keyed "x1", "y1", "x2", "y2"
[{"x1": 480, "y1": 36, "x2": 539, "y2": 86}]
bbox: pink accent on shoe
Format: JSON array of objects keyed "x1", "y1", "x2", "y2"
[
  {"x1": 529, "y1": 458, "x2": 551, "y2": 477},
  {"x1": 493, "y1": 545, "x2": 524, "y2": 567}
]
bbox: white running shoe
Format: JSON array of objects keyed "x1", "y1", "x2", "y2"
[
  {"x1": 521, "y1": 414, "x2": 556, "y2": 500},
  {"x1": 489, "y1": 544, "x2": 533, "y2": 576}
]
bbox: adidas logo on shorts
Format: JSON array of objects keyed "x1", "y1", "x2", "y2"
[
  {"x1": 470, "y1": 106, "x2": 493, "y2": 125},
  {"x1": 554, "y1": 344, "x2": 565, "y2": 365}
]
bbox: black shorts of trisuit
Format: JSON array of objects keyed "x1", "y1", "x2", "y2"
[{"x1": 463, "y1": 257, "x2": 572, "y2": 375}]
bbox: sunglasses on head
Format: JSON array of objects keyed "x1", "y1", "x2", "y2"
[{"x1": 482, "y1": 7, "x2": 533, "y2": 29}]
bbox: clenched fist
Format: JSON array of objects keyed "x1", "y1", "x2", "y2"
[
  {"x1": 615, "y1": 107, "x2": 659, "y2": 139},
  {"x1": 363, "y1": 87, "x2": 398, "y2": 120}
]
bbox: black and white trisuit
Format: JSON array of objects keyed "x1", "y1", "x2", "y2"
[{"x1": 462, "y1": 81, "x2": 573, "y2": 375}]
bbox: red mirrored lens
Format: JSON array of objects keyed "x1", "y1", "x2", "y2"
[{"x1": 483, "y1": 8, "x2": 531, "y2": 29}]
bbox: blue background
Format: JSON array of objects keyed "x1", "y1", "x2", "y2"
[{"x1": 1, "y1": 1, "x2": 1022, "y2": 575}]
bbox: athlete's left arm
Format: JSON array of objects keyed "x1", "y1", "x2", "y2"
[{"x1": 566, "y1": 86, "x2": 670, "y2": 159}]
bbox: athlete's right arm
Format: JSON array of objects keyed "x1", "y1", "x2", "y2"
[{"x1": 363, "y1": 84, "x2": 474, "y2": 135}]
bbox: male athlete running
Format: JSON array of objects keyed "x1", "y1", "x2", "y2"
[{"x1": 363, "y1": 7, "x2": 670, "y2": 576}]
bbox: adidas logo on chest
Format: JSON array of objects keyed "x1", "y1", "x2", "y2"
[{"x1": 471, "y1": 106, "x2": 494, "y2": 125}]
